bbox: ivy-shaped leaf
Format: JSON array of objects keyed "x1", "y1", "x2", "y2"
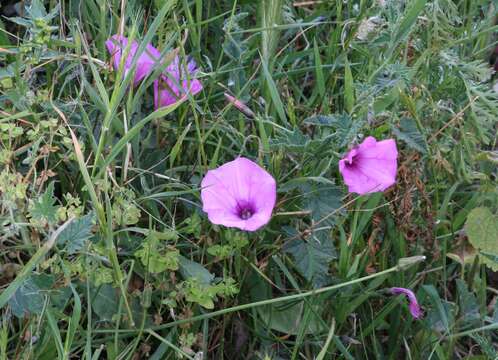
[
  {"x1": 8, "y1": 274, "x2": 53, "y2": 318},
  {"x1": 301, "y1": 182, "x2": 343, "y2": 226},
  {"x1": 29, "y1": 182, "x2": 59, "y2": 226},
  {"x1": 92, "y1": 284, "x2": 119, "y2": 322},
  {"x1": 283, "y1": 227, "x2": 335, "y2": 288}
]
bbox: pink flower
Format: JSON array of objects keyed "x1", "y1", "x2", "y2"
[
  {"x1": 338, "y1": 136, "x2": 398, "y2": 195},
  {"x1": 105, "y1": 35, "x2": 161, "y2": 87},
  {"x1": 391, "y1": 287, "x2": 423, "y2": 319},
  {"x1": 154, "y1": 56, "x2": 203, "y2": 108},
  {"x1": 201, "y1": 157, "x2": 277, "y2": 231}
]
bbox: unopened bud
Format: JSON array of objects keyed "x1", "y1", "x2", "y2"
[
  {"x1": 397, "y1": 255, "x2": 426, "y2": 270},
  {"x1": 224, "y1": 93, "x2": 255, "y2": 118}
]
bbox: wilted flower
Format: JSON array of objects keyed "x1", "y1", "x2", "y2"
[
  {"x1": 338, "y1": 136, "x2": 398, "y2": 195},
  {"x1": 390, "y1": 287, "x2": 423, "y2": 319},
  {"x1": 201, "y1": 157, "x2": 276, "y2": 231},
  {"x1": 105, "y1": 35, "x2": 161, "y2": 86},
  {"x1": 154, "y1": 56, "x2": 203, "y2": 108}
]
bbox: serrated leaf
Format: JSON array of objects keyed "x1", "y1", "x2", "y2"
[
  {"x1": 178, "y1": 256, "x2": 214, "y2": 285},
  {"x1": 300, "y1": 182, "x2": 343, "y2": 225},
  {"x1": 304, "y1": 113, "x2": 364, "y2": 147},
  {"x1": 392, "y1": 117, "x2": 427, "y2": 153},
  {"x1": 135, "y1": 235, "x2": 179, "y2": 274},
  {"x1": 465, "y1": 207, "x2": 498, "y2": 271},
  {"x1": 270, "y1": 129, "x2": 310, "y2": 152},
  {"x1": 57, "y1": 213, "x2": 95, "y2": 253},
  {"x1": 283, "y1": 228, "x2": 335, "y2": 288},
  {"x1": 29, "y1": 182, "x2": 59, "y2": 226}
]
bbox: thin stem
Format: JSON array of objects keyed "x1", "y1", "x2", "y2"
[{"x1": 95, "y1": 263, "x2": 401, "y2": 334}]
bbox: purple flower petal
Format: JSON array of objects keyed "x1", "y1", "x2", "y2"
[
  {"x1": 391, "y1": 287, "x2": 423, "y2": 319},
  {"x1": 154, "y1": 56, "x2": 203, "y2": 108},
  {"x1": 339, "y1": 136, "x2": 398, "y2": 195},
  {"x1": 105, "y1": 35, "x2": 161, "y2": 87},
  {"x1": 201, "y1": 157, "x2": 277, "y2": 231}
]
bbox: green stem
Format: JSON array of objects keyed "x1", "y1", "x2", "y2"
[
  {"x1": 96, "y1": 263, "x2": 402, "y2": 334},
  {"x1": 449, "y1": 323, "x2": 498, "y2": 339}
]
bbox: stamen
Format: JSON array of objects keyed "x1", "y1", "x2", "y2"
[{"x1": 239, "y1": 208, "x2": 253, "y2": 220}]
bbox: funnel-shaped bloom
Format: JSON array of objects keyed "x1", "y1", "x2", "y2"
[
  {"x1": 201, "y1": 157, "x2": 276, "y2": 231},
  {"x1": 154, "y1": 56, "x2": 203, "y2": 108},
  {"x1": 105, "y1": 35, "x2": 161, "y2": 86},
  {"x1": 391, "y1": 287, "x2": 422, "y2": 319},
  {"x1": 339, "y1": 136, "x2": 397, "y2": 195}
]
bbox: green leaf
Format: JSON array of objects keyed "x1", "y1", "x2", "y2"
[
  {"x1": 465, "y1": 207, "x2": 498, "y2": 271},
  {"x1": 455, "y1": 279, "x2": 480, "y2": 326},
  {"x1": 388, "y1": 0, "x2": 428, "y2": 57},
  {"x1": 392, "y1": 117, "x2": 427, "y2": 154},
  {"x1": 57, "y1": 213, "x2": 95, "y2": 253},
  {"x1": 261, "y1": 55, "x2": 287, "y2": 124},
  {"x1": 270, "y1": 129, "x2": 311, "y2": 152},
  {"x1": 301, "y1": 182, "x2": 343, "y2": 226},
  {"x1": 422, "y1": 285, "x2": 454, "y2": 332},
  {"x1": 313, "y1": 39, "x2": 325, "y2": 98},
  {"x1": 178, "y1": 256, "x2": 214, "y2": 285},
  {"x1": 257, "y1": 300, "x2": 326, "y2": 335},
  {"x1": 283, "y1": 228, "x2": 335, "y2": 288},
  {"x1": 92, "y1": 284, "x2": 119, "y2": 321},
  {"x1": 8, "y1": 274, "x2": 53, "y2": 318},
  {"x1": 29, "y1": 182, "x2": 59, "y2": 226},
  {"x1": 304, "y1": 113, "x2": 364, "y2": 147},
  {"x1": 134, "y1": 235, "x2": 180, "y2": 274},
  {"x1": 344, "y1": 58, "x2": 354, "y2": 113}
]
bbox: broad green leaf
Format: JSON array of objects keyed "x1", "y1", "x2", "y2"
[
  {"x1": 465, "y1": 207, "x2": 498, "y2": 271},
  {"x1": 8, "y1": 274, "x2": 53, "y2": 318},
  {"x1": 178, "y1": 256, "x2": 214, "y2": 285},
  {"x1": 455, "y1": 279, "x2": 480, "y2": 326},
  {"x1": 57, "y1": 213, "x2": 95, "y2": 253},
  {"x1": 422, "y1": 285, "x2": 454, "y2": 332},
  {"x1": 29, "y1": 182, "x2": 59, "y2": 226},
  {"x1": 283, "y1": 228, "x2": 335, "y2": 288},
  {"x1": 257, "y1": 300, "x2": 326, "y2": 335},
  {"x1": 301, "y1": 182, "x2": 343, "y2": 226},
  {"x1": 92, "y1": 284, "x2": 118, "y2": 321}
]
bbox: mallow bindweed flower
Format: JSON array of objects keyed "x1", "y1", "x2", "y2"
[
  {"x1": 391, "y1": 287, "x2": 422, "y2": 319},
  {"x1": 201, "y1": 157, "x2": 276, "y2": 231},
  {"x1": 154, "y1": 56, "x2": 203, "y2": 108},
  {"x1": 105, "y1": 35, "x2": 161, "y2": 87},
  {"x1": 338, "y1": 136, "x2": 397, "y2": 195}
]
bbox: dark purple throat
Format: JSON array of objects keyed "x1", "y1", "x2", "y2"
[{"x1": 236, "y1": 202, "x2": 255, "y2": 220}]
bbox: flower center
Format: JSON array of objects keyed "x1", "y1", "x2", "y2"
[
  {"x1": 239, "y1": 208, "x2": 253, "y2": 220},
  {"x1": 345, "y1": 151, "x2": 359, "y2": 167},
  {"x1": 236, "y1": 202, "x2": 255, "y2": 220}
]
